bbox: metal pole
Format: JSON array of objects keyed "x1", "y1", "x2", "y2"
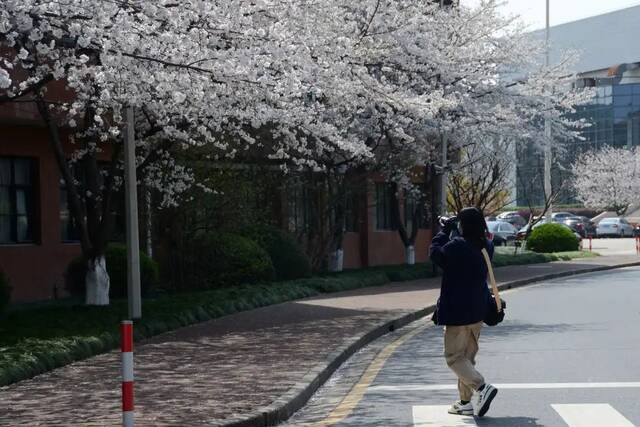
[
  {"x1": 120, "y1": 320, "x2": 135, "y2": 427},
  {"x1": 544, "y1": 0, "x2": 553, "y2": 218},
  {"x1": 124, "y1": 106, "x2": 142, "y2": 320},
  {"x1": 440, "y1": 131, "x2": 448, "y2": 216}
]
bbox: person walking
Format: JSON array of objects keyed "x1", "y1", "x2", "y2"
[{"x1": 429, "y1": 207, "x2": 498, "y2": 417}]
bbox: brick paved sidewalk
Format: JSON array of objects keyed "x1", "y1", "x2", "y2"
[{"x1": 1, "y1": 255, "x2": 638, "y2": 426}]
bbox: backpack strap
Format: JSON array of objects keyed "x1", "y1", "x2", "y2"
[{"x1": 481, "y1": 248, "x2": 502, "y2": 313}]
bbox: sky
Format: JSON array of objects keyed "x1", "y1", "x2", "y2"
[{"x1": 461, "y1": 0, "x2": 640, "y2": 30}]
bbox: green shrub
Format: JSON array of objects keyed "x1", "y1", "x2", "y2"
[
  {"x1": 526, "y1": 223, "x2": 579, "y2": 253},
  {"x1": 65, "y1": 245, "x2": 160, "y2": 298},
  {"x1": 241, "y1": 224, "x2": 312, "y2": 280},
  {"x1": 0, "y1": 269, "x2": 11, "y2": 315},
  {"x1": 183, "y1": 232, "x2": 275, "y2": 288}
]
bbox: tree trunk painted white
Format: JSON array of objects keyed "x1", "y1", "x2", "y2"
[
  {"x1": 85, "y1": 255, "x2": 110, "y2": 306},
  {"x1": 329, "y1": 249, "x2": 344, "y2": 272},
  {"x1": 406, "y1": 245, "x2": 416, "y2": 265}
]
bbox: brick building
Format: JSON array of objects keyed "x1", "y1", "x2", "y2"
[
  {"x1": 0, "y1": 102, "x2": 82, "y2": 301},
  {"x1": 1, "y1": 104, "x2": 433, "y2": 303}
]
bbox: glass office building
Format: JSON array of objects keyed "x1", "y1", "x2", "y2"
[
  {"x1": 516, "y1": 78, "x2": 640, "y2": 207},
  {"x1": 577, "y1": 80, "x2": 640, "y2": 150},
  {"x1": 514, "y1": 5, "x2": 640, "y2": 207}
]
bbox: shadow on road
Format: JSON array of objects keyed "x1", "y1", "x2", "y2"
[{"x1": 476, "y1": 415, "x2": 543, "y2": 426}]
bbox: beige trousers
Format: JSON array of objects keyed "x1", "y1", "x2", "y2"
[{"x1": 444, "y1": 321, "x2": 485, "y2": 401}]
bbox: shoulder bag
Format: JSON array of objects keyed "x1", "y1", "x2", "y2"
[{"x1": 481, "y1": 248, "x2": 506, "y2": 326}]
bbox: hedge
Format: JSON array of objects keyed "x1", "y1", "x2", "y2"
[
  {"x1": 182, "y1": 232, "x2": 276, "y2": 289},
  {"x1": 241, "y1": 224, "x2": 312, "y2": 280},
  {"x1": 526, "y1": 223, "x2": 580, "y2": 253}
]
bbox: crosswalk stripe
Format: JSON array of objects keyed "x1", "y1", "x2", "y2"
[
  {"x1": 371, "y1": 382, "x2": 640, "y2": 392},
  {"x1": 412, "y1": 406, "x2": 477, "y2": 426},
  {"x1": 552, "y1": 404, "x2": 636, "y2": 427}
]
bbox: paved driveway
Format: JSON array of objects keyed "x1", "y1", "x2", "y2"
[{"x1": 588, "y1": 237, "x2": 638, "y2": 256}]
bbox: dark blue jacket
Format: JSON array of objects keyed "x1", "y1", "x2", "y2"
[{"x1": 429, "y1": 231, "x2": 494, "y2": 326}]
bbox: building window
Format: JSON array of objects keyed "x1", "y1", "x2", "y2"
[
  {"x1": 0, "y1": 157, "x2": 37, "y2": 244},
  {"x1": 375, "y1": 183, "x2": 397, "y2": 231},
  {"x1": 288, "y1": 186, "x2": 312, "y2": 233}
]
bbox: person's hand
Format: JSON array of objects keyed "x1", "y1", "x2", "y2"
[{"x1": 439, "y1": 216, "x2": 457, "y2": 234}]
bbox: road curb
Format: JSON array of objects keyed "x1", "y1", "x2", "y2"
[{"x1": 216, "y1": 260, "x2": 640, "y2": 427}]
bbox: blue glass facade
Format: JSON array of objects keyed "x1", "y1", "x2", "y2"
[
  {"x1": 516, "y1": 80, "x2": 640, "y2": 206},
  {"x1": 577, "y1": 81, "x2": 640, "y2": 150}
]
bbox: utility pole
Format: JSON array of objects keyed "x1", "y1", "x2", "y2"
[
  {"x1": 124, "y1": 106, "x2": 142, "y2": 320},
  {"x1": 544, "y1": 0, "x2": 553, "y2": 218},
  {"x1": 439, "y1": 0, "x2": 448, "y2": 217}
]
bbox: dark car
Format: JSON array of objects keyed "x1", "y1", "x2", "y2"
[
  {"x1": 486, "y1": 221, "x2": 518, "y2": 246},
  {"x1": 563, "y1": 216, "x2": 596, "y2": 238}
]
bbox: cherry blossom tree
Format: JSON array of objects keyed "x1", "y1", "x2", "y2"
[
  {"x1": 302, "y1": 0, "x2": 591, "y2": 262},
  {"x1": 0, "y1": 0, "x2": 370, "y2": 304},
  {"x1": 1, "y1": 0, "x2": 594, "y2": 298},
  {"x1": 572, "y1": 146, "x2": 640, "y2": 216}
]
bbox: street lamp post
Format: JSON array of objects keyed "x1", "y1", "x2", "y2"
[
  {"x1": 544, "y1": 0, "x2": 553, "y2": 217},
  {"x1": 440, "y1": 131, "x2": 448, "y2": 217},
  {"x1": 124, "y1": 106, "x2": 142, "y2": 320}
]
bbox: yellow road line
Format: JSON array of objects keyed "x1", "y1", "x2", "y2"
[{"x1": 310, "y1": 321, "x2": 431, "y2": 427}]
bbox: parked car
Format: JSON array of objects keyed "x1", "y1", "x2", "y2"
[
  {"x1": 517, "y1": 220, "x2": 582, "y2": 242},
  {"x1": 486, "y1": 221, "x2": 518, "y2": 246},
  {"x1": 551, "y1": 212, "x2": 575, "y2": 222},
  {"x1": 496, "y1": 211, "x2": 527, "y2": 228},
  {"x1": 563, "y1": 216, "x2": 597, "y2": 238},
  {"x1": 596, "y1": 217, "x2": 634, "y2": 237},
  {"x1": 635, "y1": 224, "x2": 640, "y2": 237}
]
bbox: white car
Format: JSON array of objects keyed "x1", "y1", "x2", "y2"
[{"x1": 596, "y1": 217, "x2": 634, "y2": 237}]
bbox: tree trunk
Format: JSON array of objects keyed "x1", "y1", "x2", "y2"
[
  {"x1": 85, "y1": 255, "x2": 110, "y2": 305},
  {"x1": 405, "y1": 245, "x2": 416, "y2": 265},
  {"x1": 328, "y1": 249, "x2": 344, "y2": 272}
]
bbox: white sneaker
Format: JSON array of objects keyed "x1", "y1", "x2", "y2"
[
  {"x1": 471, "y1": 384, "x2": 498, "y2": 417},
  {"x1": 448, "y1": 400, "x2": 474, "y2": 416}
]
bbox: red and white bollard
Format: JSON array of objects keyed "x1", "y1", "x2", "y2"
[
  {"x1": 121, "y1": 320, "x2": 134, "y2": 427},
  {"x1": 636, "y1": 236, "x2": 640, "y2": 255},
  {"x1": 589, "y1": 236, "x2": 593, "y2": 252}
]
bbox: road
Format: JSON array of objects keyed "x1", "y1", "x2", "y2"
[{"x1": 286, "y1": 267, "x2": 640, "y2": 427}]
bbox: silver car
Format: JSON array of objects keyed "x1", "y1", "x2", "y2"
[{"x1": 596, "y1": 217, "x2": 634, "y2": 237}]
